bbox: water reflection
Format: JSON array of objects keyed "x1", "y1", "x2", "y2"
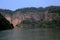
[{"x1": 0, "y1": 27, "x2": 60, "y2": 40}]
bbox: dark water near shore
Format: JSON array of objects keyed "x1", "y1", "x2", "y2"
[{"x1": 0, "y1": 27, "x2": 60, "y2": 40}]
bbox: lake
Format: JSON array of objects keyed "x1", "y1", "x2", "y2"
[{"x1": 0, "y1": 27, "x2": 60, "y2": 40}]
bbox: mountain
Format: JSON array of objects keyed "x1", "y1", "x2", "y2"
[{"x1": 0, "y1": 6, "x2": 60, "y2": 28}]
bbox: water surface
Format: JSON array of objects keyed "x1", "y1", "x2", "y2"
[{"x1": 0, "y1": 27, "x2": 60, "y2": 40}]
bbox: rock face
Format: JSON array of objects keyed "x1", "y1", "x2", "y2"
[
  {"x1": 0, "y1": 6, "x2": 60, "y2": 27},
  {"x1": 0, "y1": 13, "x2": 14, "y2": 31},
  {"x1": 16, "y1": 18, "x2": 37, "y2": 28},
  {"x1": 12, "y1": 11, "x2": 44, "y2": 26},
  {"x1": 0, "y1": 9, "x2": 44, "y2": 26}
]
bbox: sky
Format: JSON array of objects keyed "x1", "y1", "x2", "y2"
[{"x1": 0, "y1": 0, "x2": 60, "y2": 10}]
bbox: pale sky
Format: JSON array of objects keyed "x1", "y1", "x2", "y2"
[{"x1": 0, "y1": 0, "x2": 60, "y2": 10}]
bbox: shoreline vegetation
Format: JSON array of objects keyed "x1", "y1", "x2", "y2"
[
  {"x1": 0, "y1": 6, "x2": 60, "y2": 30},
  {"x1": 0, "y1": 13, "x2": 14, "y2": 31}
]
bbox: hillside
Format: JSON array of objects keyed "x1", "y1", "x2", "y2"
[
  {"x1": 0, "y1": 6, "x2": 60, "y2": 27},
  {"x1": 0, "y1": 13, "x2": 14, "y2": 31}
]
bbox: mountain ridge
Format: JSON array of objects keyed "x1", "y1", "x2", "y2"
[{"x1": 0, "y1": 6, "x2": 60, "y2": 26}]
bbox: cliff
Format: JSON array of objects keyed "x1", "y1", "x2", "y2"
[{"x1": 0, "y1": 6, "x2": 60, "y2": 27}]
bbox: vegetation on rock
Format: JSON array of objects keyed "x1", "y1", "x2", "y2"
[{"x1": 0, "y1": 13, "x2": 14, "y2": 31}]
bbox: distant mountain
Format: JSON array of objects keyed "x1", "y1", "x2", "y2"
[
  {"x1": 0, "y1": 6, "x2": 60, "y2": 27},
  {"x1": 0, "y1": 13, "x2": 14, "y2": 31}
]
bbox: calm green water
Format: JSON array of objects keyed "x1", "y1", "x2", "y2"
[{"x1": 0, "y1": 27, "x2": 60, "y2": 40}]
